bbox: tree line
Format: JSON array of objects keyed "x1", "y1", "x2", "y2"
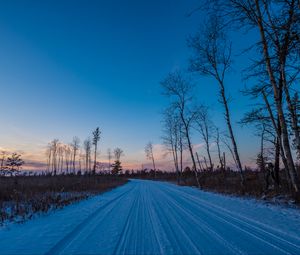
[
  {"x1": 45, "y1": 127, "x2": 124, "y2": 175},
  {"x1": 160, "y1": 0, "x2": 300, "y2": 200}
]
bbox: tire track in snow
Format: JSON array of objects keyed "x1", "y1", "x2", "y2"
[
  {"x1": 143, "y1": 185, "x2": 166, "y2": 255},
  {"x1": 45, "y1": 185, "x2": 135, "y2": 255},
  {"x1": 168, "y1": 184, "x2": 300, "y2": 250},
  {"x1": 159, "y1": 183, "x2": 300, "y2": 255},
  {"x1": 150, "y1": 185, "x2": 204, "y2": 255},
  {"x1": 152, "y1": 184, "x2": 245, "y2": 255},
  {"x1": 112, "y1": 187, "x2": 140, "y2": 255},
  {"x1": 163, "y1": 183, "x2": 300, "y2": 244},
  {"x1": 162, "y1": 184, "x2": 296, "y2": 254}
]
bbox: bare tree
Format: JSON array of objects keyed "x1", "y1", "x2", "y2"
[
  {"x1": 241, "y1": 107, "x2": 279, "y2": 187},
  {"x1": 64, "y1": 145, "x2": 72, "y2": 174},
  {"x1": 78, "y1": 150, "x2": 84, "y2": 174},
  {"x1": 107, "y1": 148, "x2": 112, "y2": 172},
  {"x1": 215, "y1": 128, "x2": 224, "y2": 171},
  {"x1": 114, "y1": 148, "x2": 124, "y2": 161},
  {"x1": 162, "y1": 107, "x2": 181, "y2": 183},
  {"x1": 161, "y1": 71, "x2": 200, "y2": 187},
  {"x1": 92, "y1": 127, "x2": 101, "y2": 174},
  {"x1": 228, "y1": 0, "x2": 300, "y2": 195},
  {"x1": 83, "y1": 138, "x2": 92, "y2": 173},
  {"x1": 71, "y1": 136, "x2": 80, "y2": 173},
  {"x1": 195, "y1": 105, "x2": 215, "y2": 171},
  {"x1": 45, "y1": 144, "x2": 52, "y2": 173},
  {"x1": 145, "y1": 142, "x2": 157, "y2": 178},
  {"x1": 112, "y1": 148, "x2": 124, "y2": 175},
  {"x1": 50, "y1": 139, "x2": 59, "y2": 175},
  {"x1": 242, "y1": 83, "x2": 286, "y2": 185},
  {"x1": 195, "y1": 151, "x2": 204, "y2": 172},
  {"x1": 188, "y1": 14, "x2": 244, "y2": 185},
  {"x1": 0, "y1": 151, "x2": 8, "y2": 175}
]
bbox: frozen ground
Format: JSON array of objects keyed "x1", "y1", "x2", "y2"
[{"x1": 0, "y1": 179, "x2": 299, "y2": 254}]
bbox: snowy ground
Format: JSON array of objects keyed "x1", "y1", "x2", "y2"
[{"x1": 0, "y1": 179, "x2": 299, "y2": 255}]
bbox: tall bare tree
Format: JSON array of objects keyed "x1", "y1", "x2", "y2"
[
  {"x1": 215, "y1": 128, "x2": 224, "y2": 171},
  {"x1": 161, "y1": 71, "x2": 200, "y2": 187},
  {"x1": 64, "y1": 144, "x2": 72, "y2": 174},
  {"x1": 50, "y1": 139, "x2": 59, "y2": 175},
  {"x1": 242, "y1": 82, "x2": 287, "y2": 185},
  {"x1": 195, "y1": 105, "x2": 215, "y2": 171},
  {"x1": 83, "y1": 138, "x2": 92, "y2": 173},
  {"x1": 114, "y1": 148, "x2": 124, "y2": 161},
  {"x1": 145, "y1": 142, "x2": 157, "y2": 178},
  {"x1": 228, "y1": 0, "x2": 300, "y2": 195},
  {"x1": 45, "y1": 144, "x2": 52, "y2": 173},
  {"x1": 57, "y1": 144, "x2": 64, "y2": 174},
  {"x1": 71, "y1": 136, "x2": 80, "y2": 173},
  {"x1": 162, "y1": 107, "x2": 180, "y2": 183},
  {"x1": 112, "y1": 148, "x2": 124, "y2": 175},
  {"x1": 0, "y1": 151, "x2": 8, "y2": 175},
  {"x1": 92, "y1": 127, "x2": 101, "y2": 174},
  {"x1": 241, "y1": 107, "x2": 280, "y2": 187},
  {"x1": 189, "y1": 14, "x2": 244, "y2": 185}
]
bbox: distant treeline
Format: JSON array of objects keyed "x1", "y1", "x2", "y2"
[{"x1": 45, "y1": 127, "x2": 124, "y2": 176}]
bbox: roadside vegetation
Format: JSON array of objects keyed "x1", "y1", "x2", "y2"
[
  {"x1": 127, "y1": 169, "x2": 298, "y2": 204},
  {"x1": 0, "y1": 174, "x2": 127, "y2": 225}
]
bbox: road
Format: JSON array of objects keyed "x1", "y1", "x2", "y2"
[{"x1": 0, "y1": 179, "x2": 300, "y2": 254}]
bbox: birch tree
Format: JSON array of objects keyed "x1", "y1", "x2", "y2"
[
  {"x1": 195, "y1": 105, "x2": 215, "y2": 171},
  {"x1": 145, "y1": 142, "x2": 157, "y2": 178},
  {"x1": 83, "y1": 138, "x2": 92, "y2": 173},
  {"x1": 188, "y1": 15, "x2": 244, "y2": 184},
  {"x1": 228, "y1": 0, "x2": 300, "y2": 196},
  {"x1": 162, "y1": 107, "x2": 181, "y2": 183},
  {"x1": 161, "y1": 71, "x2": 200, "y2": 187},
  {"x1": 71, "y1": 136, "x2": 80, "y2": 173},
  {"x1": 107, "y1": 148, "x2": 112, "y2": 172}
]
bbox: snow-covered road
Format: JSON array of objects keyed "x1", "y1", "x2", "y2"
[{"x1": 0, "y1": 179, "x2": 300, "y2": 255}]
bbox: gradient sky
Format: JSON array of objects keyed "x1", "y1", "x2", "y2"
[{"x1": 0, "y1": 0, "x2": 260, "y2": 170}]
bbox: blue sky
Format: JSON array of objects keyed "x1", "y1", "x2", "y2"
[{"x1": 0, "y1": 0, "x2": 260, "y2": 169}]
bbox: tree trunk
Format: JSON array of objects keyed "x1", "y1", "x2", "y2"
[
  {"x1": 216, "y1": 129, "x2": 224, "y2": 171},
  {"x1": 262, "y1": 90, "x2": 291, "y2": 186},
  {"x1": 219, "y1": 83, "x2": 244, "y2": 185},
  {"x1": 152, "y1": 156, "x2": 156, "y2": 179},
  {"x1": 282, "y1": 76, "x2": 300, "y2": 158},
  {"x1": 274, "y1": 136, "x2": 280, "y2": 186},
  {"x1": 182, "y1": 115, "x2": 200, "y2": 188},
  {"x1": 196, "y1": 152, "x2": 203, "y2": 171},
  {"x1": 255, "y1": 0, "x2": 300, "y2": 196},
  {"x1": 205, "y1": 139, "x2": 213, "y2": 171},
  {"x1": 93, "y1": 143, "x2": 97, "y2": 174},
  {"x1": 179, "y1": 133, "x2": 183, "y2": 175},
  {"x1": 203, "y1": 156, "x2": 208, "y2": 170},
  {"x1": 171, "y1": 146, "x2": 180, "y2": 184}
]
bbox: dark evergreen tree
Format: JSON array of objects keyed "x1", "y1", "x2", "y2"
[
  {"x1": 6, "y1": 153, "x2": 24, "y2": 176},
  {"x1": 111, "y1": 160, "x2": 122, "y2": 175}
]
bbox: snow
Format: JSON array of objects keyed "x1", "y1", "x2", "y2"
[{"x1": 0, "y1": 179, "x2": 299, "y2": 254}]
